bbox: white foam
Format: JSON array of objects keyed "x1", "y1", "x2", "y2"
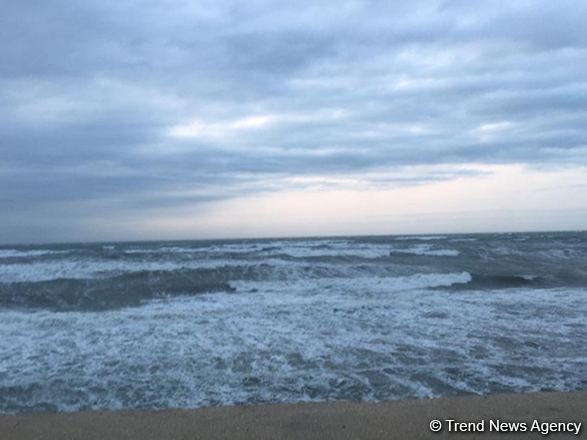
[
  {"x1": 0, "y1": 249, "x2": 65, "y2": 258},
  {"x1": 0, "y1": 259, "x2": 249, "y2": 283},
  {"x1": 80, "y1": 240, "x2": 459, "y2": 260},
  {"x1": 231, "y1": 272, "x2": 472, "y2": 295},
  {"x1": 1, "y1": 286, "x2": 585, "y2": 413},
  {"x1": 0, "y1": 256, "x2": 336, "y2": 283},
  {"x1": 391, "y1": 244, "x2": 460, "y2": 257},
  {"x1": 128, "y1": 240, "x2": 396, "y2": 259},
  {"x1": 274, "y1": 241, "x2": 391, "y2": 258},
  {"x1": 395, "y1": 235, "x2": 448, "y2": 241},
  {"x1": 124, "y1": 243, "x2": 286, "y2": 255}
]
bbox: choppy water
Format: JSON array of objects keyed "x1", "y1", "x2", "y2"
[{"x1": 1, "y1": 232, "x2": 586, "y2": 413}]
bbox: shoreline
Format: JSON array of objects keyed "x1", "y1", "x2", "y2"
[{"x1": 1, "y1": 391, "x2": 585, "y2": 439}]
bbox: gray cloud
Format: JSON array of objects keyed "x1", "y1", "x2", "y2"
[{"x1": 1, "y1": 0, "x2": 587, "y2": 242}]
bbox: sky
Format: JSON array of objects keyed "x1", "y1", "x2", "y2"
[{"x1": 1, "y1": 0, "x2": 586, "y2": 243}]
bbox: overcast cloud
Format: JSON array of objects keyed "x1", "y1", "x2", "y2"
[{"x1": 1, "y1": 0, "x2": 586, "y2": 242}]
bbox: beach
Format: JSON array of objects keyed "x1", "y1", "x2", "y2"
[{"x1": 1, "y1": 391, "x2": 584, "y2": 439}]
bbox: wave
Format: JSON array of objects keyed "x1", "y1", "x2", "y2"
[
  {"x1": 0, "y1": 249, "x2": 66, "y2": 259},
  {"x1": 276, "y1": 247, "x2": 391, "y2": 259},
  {"x1": 0, "y1": 267, "x2": 472, "y2": 311},
  {"x1": 229, "y1": 272, "x2": 473, "y2": 295},
  {"x1": 394, "y1": 235, "x2": 448, "y2": 241},
  {"x1": 0, "y1": 258, "x2": 282, "y2": 283},
  {"x1": 0, "y1": 263, "x2": 359, "y2": 311},
  {"x1": 114, "y1": 241, "x2": 393, "y2": 259},
  {"x1": 390, "y1": 244, "x2": 460, "y2": 257},
  {"x1": 0, "y1": 268, "x2": 238, "y2": 311},
  {"x1": 441, "y1": 273, "x2": 548, "y2": 291}
]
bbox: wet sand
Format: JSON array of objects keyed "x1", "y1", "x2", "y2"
[{"x1": 0, "y1": 391, "x2": 584, "y2": 439}]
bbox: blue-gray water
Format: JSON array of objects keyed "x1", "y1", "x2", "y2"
[{"x1": 1, "y1": 232, "x2": 586, "y2": 413}]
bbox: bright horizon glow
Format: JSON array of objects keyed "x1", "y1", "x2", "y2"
[
  {"x1": 2, "y1": 163, "x2": 575, "y2": 245},
  {"x1": 134, "y1": 165, "x2": 587, "y2": 239}
]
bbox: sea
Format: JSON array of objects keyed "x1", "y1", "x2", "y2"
[{"x1": 0, "y1": 231, "x2": 586, "y2": 413}]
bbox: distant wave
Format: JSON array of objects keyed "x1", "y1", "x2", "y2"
[
  {"x1": 0, "y1": 249, "x2": 65, "y2": 259},
  {"x1": 389, "y1": 244, "x2": 460, "y2": 257},
  {"x1": 440, "y1": 273, "x2": 547, "y2": 290},
  {"x1": 394, "y1": 235, "x2": 448, "y2": 241}
]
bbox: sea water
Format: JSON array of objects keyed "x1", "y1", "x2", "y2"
[{"x1": 0, "y1": 232, "x2": 586, "y2": 413}]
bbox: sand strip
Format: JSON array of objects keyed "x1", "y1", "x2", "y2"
[{"x1": 1, "y1": 391, "x2": 585, "y2": 439}]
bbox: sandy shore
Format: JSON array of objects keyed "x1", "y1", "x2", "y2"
[{"x1": 1, "y1": 391, "x2": 584, "y2": 439}]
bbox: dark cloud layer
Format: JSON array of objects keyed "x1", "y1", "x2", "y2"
[{"x1": 1, "y1": 0, "x2": 586, "y2": 242}]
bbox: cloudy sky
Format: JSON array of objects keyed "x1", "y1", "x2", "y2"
[{"x1": 1, "y1": 0, "x2": 586, "y2": 243}]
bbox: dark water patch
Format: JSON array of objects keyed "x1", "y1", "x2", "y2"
[
  {"x1": 465, "y1": 274, "x2": 546, "y2": 289},
  {"x1": 421, "y1": 311, "x2": 449, "y2": 319},
  {"x1": 437, "y1": 273, "x2": 563, "y2": 291},
  {"x1": 0, "y1": 263, "x2": 379, "y2": 311},
  {"x1": 0, "y1": 269, "x2": 238, "y2": 311}
]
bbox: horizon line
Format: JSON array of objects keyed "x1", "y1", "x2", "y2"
[{"x1": 1, "y1": 227, "x2": 585, "y2": 247}]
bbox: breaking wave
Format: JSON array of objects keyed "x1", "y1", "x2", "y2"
[{"x1": 0, "y1": 269, "x2": 236, "y2": 311}]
